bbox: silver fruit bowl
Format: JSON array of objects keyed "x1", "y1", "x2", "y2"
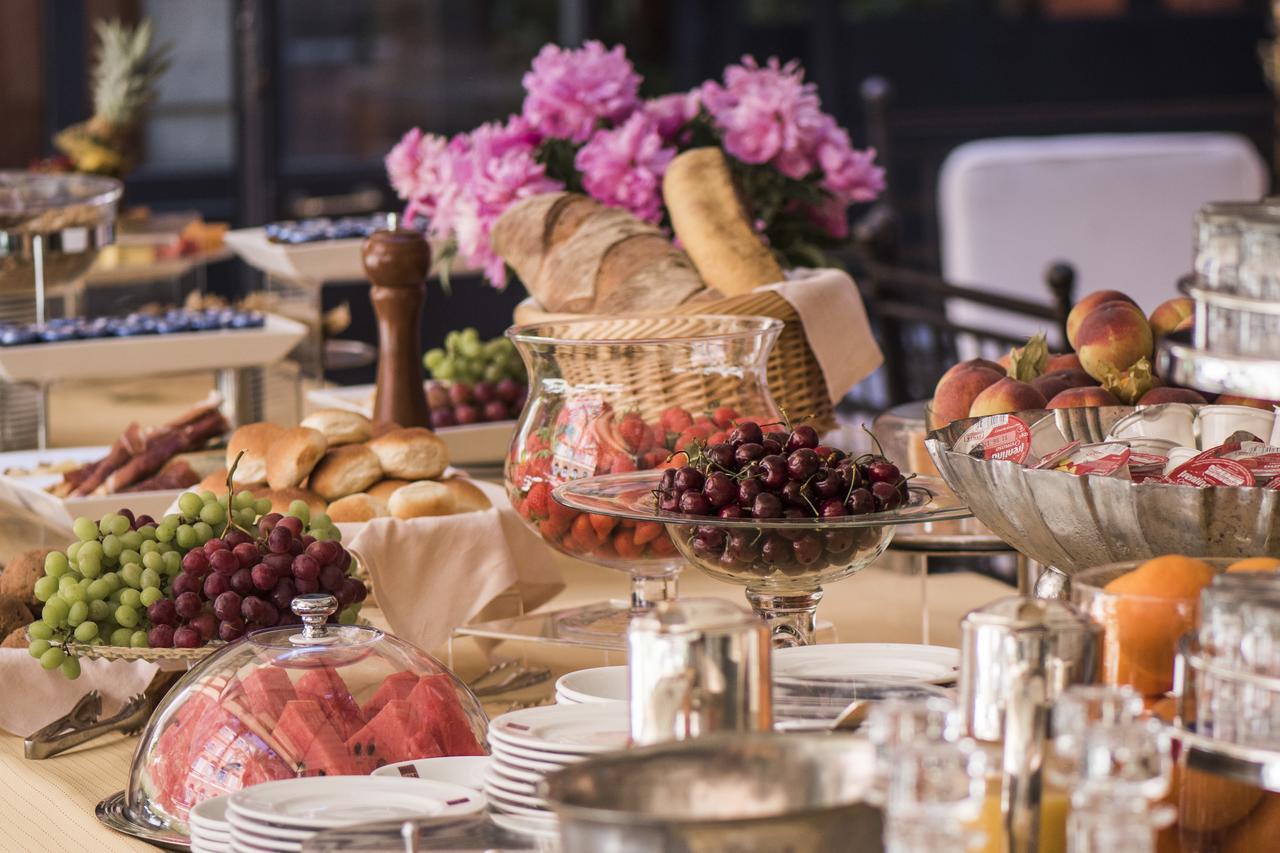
[{"x1": 926, "y1": 406, "x2": 1280, "y2": 575}]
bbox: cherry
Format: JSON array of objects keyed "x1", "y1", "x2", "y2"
[
  {"x1": 847, "y1": 488, "x2": 875, "y2": 515},
  {"x1": 674, "y1": 467, "x2": 705, "y2": 492},
  {"x1": 786, "y1": 448, "x2": 819, "y2": 481},
  {"x1": 781, "y1": 479, "x2": 812, "y2": 508},
  {"x1": 706, "y1": 443, "x2": 736, "y2": 470},
  {"x1": 718, "y1": 504, "x2": 745, "y2": 519},
  {"x1": 759, "y1": 455, "x2": 788, "y2": 489},
  {"x1": 813, "y1": 468, "x2": 843, "y2": 498},
  {"x1": 760, "y1": 534, "x2": 790, "y2": 564},
  {"x1": 793, "y1": 534, "x2": 823, "y2": 564},
  {"x1": 868, "y1": 461, "x2": 901, "y2": 484},
  {"x1": 761, "y1": 439, "x2": 783, "y2": 456},
  {"x1": 679, "y1": 491, "x2": 712, "y2": 515},
  {"x1": 871, "y1": 481, "x2": 901, "y2": 511},
  {"x1": 729, "y1": 421, "x2": 763, "y2": 446},
  {"x1": 737, "y1": 478, "x2": 762, "y2": 508},
  {"x1": 659, "y1": 490, "x2": 680, "y2": 513},
  {"x1": 819, "y1": 499, "x2": 848, "y2": 518},
  {"x1": 702, "y1": 472, "x2": 736, "y2": 508},
  {"x1": 752, "y1": 492, "x2": 783, "y2": 519},
  {"x1": 660, "y1": 469, "x2": 677, "y2": 491},
  {"x1": 734, "y1": 442, "x2": 765, "y2": 467},
  {"x1": 785, "y1": 425, "x2": 819, "y2": 452}
]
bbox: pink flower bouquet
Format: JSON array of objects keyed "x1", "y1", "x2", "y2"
[{"x1": 386, "y1": 41, "x2": 884, "y2": 287}]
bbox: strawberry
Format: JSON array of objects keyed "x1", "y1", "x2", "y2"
[
  {"x1": 642, "y1": 448, "x2": 669, "y2": 469},
  {"x1": 539, "y1": 517, "x2": 570, "y2": 541},
  {"x1": 707, "y1": 430, "x2": 728, "y2": 445},
  {"x1": 547, "y1": 497, "x2": 578, "y2": 527},
  {"x1": 589, "y1": 512, "x2": 618, "y2": 539},
  {"x1": 515, "y1": 496, "x2": 532, "y2": 520},
  {"x1": 712, "y1": 406, "x2": 738, "y2": 428},
  {"x1": 690, "y1": 421, "x2": 716, "y2": 440},
  {"x1": 619, "y1": 413, "x2": 651, "y2": 453},
  {"x1": 660, "y1": 406, "x2": 694, "y2": 434},
  {"x1": 674, "y1": 431, "x2": 697, "y2": 453},
  {"x1": 648, "y1": 534, "x2": 677, "y2": 557},
  {"x1": 524, "y1": 482, "x2": 550, "y2": 519},
  {"x1": 593, "y1": 538, "x2": 618, "y2": 559},
  {"x1": 571, "y1": 514, "x2": 601, "y2": 550},
  {"x1": 633, "y1": 521, "x2": 663, "y2": 545},
  {"x1": 610, "y1": 455, "x2": 638, "y2": 474},
  {"x1": 613, "y1": 529, "x2": 643, "y2": 559},
  {"x1": 652, "y1": 424, "x2": 670, "y2": 449}
]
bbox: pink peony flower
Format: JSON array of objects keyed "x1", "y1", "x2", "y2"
[
  {"x1": 521, "y1": 41, "x2": 642, "y2": 143},
  {"x1": 700, "y1": 56, "x2": 827, "y2": 179},
  {"x1": 814, "y1": 119, "x2": 885, "y2": 205},
  {"x1": 427, "y1": 116, "x2": 562, "y2": 286},
  {"x1": 385, "y1": 128, "x2": 426, "y2": 200},
  {"x1": 575, "y1": 113, "x2": 675, "y2": 225},
  {"x1": 643, "y1": 91, "x2": 700, "y2": 141}
]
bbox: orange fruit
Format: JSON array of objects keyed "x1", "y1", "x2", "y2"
[
  {"x1": 1224, "y1": 792, "x2": 1280, "y2": 852},
  {"x1": 1146, "y1": 695, "x2": 1180, "y2": 723},
  {"x1": 1102, "y1": 556, "x2": 1214, "y2": 688},
  {"x1": 1108, "y1": 647, "x2": 1175, "y2": 696},
  {"x1": 1227, "y1": 557, "x2": 1280, "y2": 573},
  {"x1": 1172, "y1": 762, "x2": 1264, "y2": 833}
]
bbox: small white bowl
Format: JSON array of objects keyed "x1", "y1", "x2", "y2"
[
  {"x1": 555, "y1": 666, "x2": 629, "y2": 704},
  {"x1": 1163, "y1": 446, "x2": 1200, "y2": 476},
  {"x1": 1197, "y1": 404, "x2": 1276, "y2": 450},
  {"x1": 370, "y1": 755, "x2": 489, "y2": 790},
  {"x1": 1109, "y1": 403, "x2": 1197, "y2": 448}
]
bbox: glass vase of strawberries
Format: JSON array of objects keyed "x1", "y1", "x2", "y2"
[{"x1": 505, "y1": 315, "x2": 783, "y2": 627}]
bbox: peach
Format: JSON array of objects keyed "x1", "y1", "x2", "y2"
[
  {"x1": 1138, "y1": 387, "x2": 1207, "y2": 405},
  {"x1": 1047, "y1": 386, "x2": 1121, "y2": 409},
  {"x1": 1045, "y1": 353, "x2": 1082, "y2": 372},
  {"x1": 932, "y1": 365, "x2": 1004, "y2": 425},
  {"x1": 968, "y1": 377, "x2": 1048, "y2": 418},
  {"x1": 1149, "y1": 297, "x2": 1194, "y2": 339},
  {"x1": 1075, "y1": 301, "x2": 1153, "y2": 382},
  {"x1": 1066, "y1": 290, "x2": 1139, "y2": 348},
  {"x1": 1215, "y1": 395, "x2": 1280, "y2": 410},
  {"x1": 1032, "y1": 369, "x2": 1095, "y2": 401},
  {"x1": 938, "y1": 358, "x2": 1005, "y2": 385}
]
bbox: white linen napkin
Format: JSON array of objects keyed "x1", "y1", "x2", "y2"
[
  {"x1": 346, "y1": 477, "x2": 564, "y2": 652},
  {"x1": 0, "y1": 651, "x2": 159, "y2": 736}
]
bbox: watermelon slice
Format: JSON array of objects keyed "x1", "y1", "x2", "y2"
[
  {"x1": 295, "y1": 667, "x2": 364, "y2": 739},
  {"x1": 300, "y1": 725, "x2": 357, "y2": 776},
  {"x1": 237, "y1": 666, "x2": 297, "y2": 730},
  {"x1": 242, "y1": 750, "x2": 295, "y2": 786},
  {"x1": 361, "y1": 670, "x2": 418, "y2": 721},
  {"x1": 273, "y1": 699, "x2": 333, "y2": 766},
  {"x1": 409, "y1": 675, "x2": 485, "y2": 756},
  {"x1": 347, "y1": 698, "x2": 443, "y2": 771}
]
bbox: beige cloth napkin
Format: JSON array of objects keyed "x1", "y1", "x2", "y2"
[
  {"x1": 0, "y1": 651, "x2": 159, "y2": 736},
  {"x1": 346, "y1": 477, "x2": 564, "y2": 652},
  {"x1": 765, "y1": 267, "x2": 883, "y2": 403}
]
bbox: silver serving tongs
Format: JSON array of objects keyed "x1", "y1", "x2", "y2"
[
  {"x1": 468, "y1": 658, "x2": 551, "y2": 697},
  {"x1": 25, "y1": 690, "x2": 152, "y2": 760}
]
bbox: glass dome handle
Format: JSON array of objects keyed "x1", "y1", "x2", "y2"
[{"x1": 290, "y1": 593, "x2": 339, "y2": 645}]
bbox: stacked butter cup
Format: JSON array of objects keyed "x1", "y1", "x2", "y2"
[
  {"x1": 485, "y1": 702, "x2": 630, "y2": 837},
  {"x1": 188, "y1": 795, "x2": 232, "y2": 853},
  {"x1": 222, "y1": 776, "x2": 482, "y2": 851}
]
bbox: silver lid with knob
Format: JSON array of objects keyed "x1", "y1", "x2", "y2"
[{"x1": 290, "y1": 593, "x2": 341, "y2": 646}]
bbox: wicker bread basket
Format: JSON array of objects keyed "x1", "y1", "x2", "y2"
[{"x1": 513, "y1": 291, "x2": 835, "y2": 433}]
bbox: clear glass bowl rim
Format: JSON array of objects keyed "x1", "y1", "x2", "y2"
[
  {"x1": 506, "y1": 314, "x2": 784, "y2": 348},
  {"x1": 0, "y1": 170, "x2": 124, "y2": 216}
]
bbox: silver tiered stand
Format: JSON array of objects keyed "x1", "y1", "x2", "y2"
[{"x1": 1156, "y1": 279, "x2": 1280, "y2": 797}]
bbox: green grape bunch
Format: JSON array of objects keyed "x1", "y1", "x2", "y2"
[{"x1": 423, "y1": 327, "x2": 524, "y2": 385}]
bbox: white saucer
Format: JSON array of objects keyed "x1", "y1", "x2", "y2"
[
  {"x1": 554, "y1": 666, "x2": 628, "y2": 704},
  {"x1": 488, "y1": 702, "x2": 630, "y2": 755},
  {"x1": 229, "y1": 776, "x2": 482, "y2": 829},
  {"x1": 370, "y1": 754, "x2": 490, "y2": 790},
  {"x1": 490, "y1": 811, "x2": 559, "y2": 839},
  {"x1": 772, "y1": 643, "x2": 959, "y2": 686}
]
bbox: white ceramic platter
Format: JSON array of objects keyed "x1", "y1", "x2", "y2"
[
  {"x1": 554, "y1": 666, "x2": 628, "y2": 704},
  {"x1": 228, "y1": 777, "x2": 482, "y2": 829},
  {"x1": 772, "y1": 643, "x2": 960, "y2": 686},
  {"x1": 487, "y1": 701, "x2": 630, "y2": 755},
  {"x1": 0, "y1": 312, "x2": 306, "y2": 383},
  {"x1": 370, "y1": 755, "x2": 489, "y2": 790}
]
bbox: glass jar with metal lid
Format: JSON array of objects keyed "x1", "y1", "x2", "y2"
[{"x1": 1232, "y1": 211, "x2": 1280, "y2": 357}]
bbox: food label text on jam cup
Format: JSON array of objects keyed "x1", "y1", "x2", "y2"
[
  {"x1": 1168, "y1": 458, "x2": 1255, "y2": 488},
  {"x1": 953, "y1": 415, "x2": 1033, "y2": 464}
]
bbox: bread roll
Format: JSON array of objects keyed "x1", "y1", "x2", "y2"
[
  {"x1": 389, "y1": 480, "x2": 457, "y2": 519},
  {"x1": 1, "y1": 626, "x2": 26, "y2": 649},
  {"x1": 366, "y1": 427, "x2": 448, "y2": 480},
  {"x1": 367, "y1": 478, "x2": 412, "y2": 502},
  {"x1": 227, "y1": 422, "x2": 285, "y2": 484},
  {"x1": 440, "y1": 476, "x2": 491, "y2": 513},
  {"x1": 0, "y1": 548, "x2": 56, "y2": 605},
  {"x1": 252, "y1": 486, "x2": 327, "y2": 516},
  {"x1": 197, "y1": 468, "x2": 243, "y2": 494},
  {"x1": 326, "y1": 493, "x2": 390, "y2": 523},
  {"x1": 0, "y1": 595, "x2": 32, "y2": 641},
  {"x1": 308, "y1": 444, "x2": 383, "y2": 500},
  {"x1": 301, "y1": 408, "x2": 373, "y2": 446},
  {"x1": 266, "y1": 426, "x2": 327, "y2": 489}
]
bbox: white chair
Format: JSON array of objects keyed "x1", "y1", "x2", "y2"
[{"x1": 938, "y1": 133, "x2": 1267, "y2": 352}]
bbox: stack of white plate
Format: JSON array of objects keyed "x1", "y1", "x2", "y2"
[
  {"x1": 555, "y1": 666, "x2": 628, "y2": 704},
  {"x1": 224, "y1": 776, "x2": 483, "y2": 851},
  {"x1": 189, "y1": 796, "x2": 231, "y2": 853},
  {"x1": 485, "y1": 701, "x2": 630, "y2": 837}
]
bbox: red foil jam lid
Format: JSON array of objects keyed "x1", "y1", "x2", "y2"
[
  {"x1": 1046, "y1": 442, "x2": 1133, "y2": 478},
  {"x1": 953, "y1": 415, "x2": 1033, "y2": 464},
  {"x1": 1033, "y1": 440, "x2": 1081, "y2": 470},
  {"x1": 1223, "y1": 446, "x2": 1280, "y2": 481},
  {"x1": 1168, "y1": 458, "x2": 1255, "y2": 488},
  {"x1": 1266, "y1": 475, "x2": 1280, "y2": 490}
]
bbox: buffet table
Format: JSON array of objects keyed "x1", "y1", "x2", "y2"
[{"x1": 0, "y1": 554, "x2": 1009, "y2": 852}]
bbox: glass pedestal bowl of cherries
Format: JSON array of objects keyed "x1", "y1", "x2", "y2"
[{"x1": 554, "y1": 418, "x2": 970, "y2": 646}]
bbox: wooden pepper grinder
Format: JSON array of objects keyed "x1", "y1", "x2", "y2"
[{"x1": 362, "y1": 229, "x2": 431, "y2": 428}]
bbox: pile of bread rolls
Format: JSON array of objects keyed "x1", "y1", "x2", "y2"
[{"x1": 199, "y1": 409, "x2": 490, "y2": 523}]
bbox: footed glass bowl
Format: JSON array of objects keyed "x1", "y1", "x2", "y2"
[{"x1": 554, "y1": 472, "x2": 970, "y2": 646}]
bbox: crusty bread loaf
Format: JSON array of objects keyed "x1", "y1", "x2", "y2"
[
  {"x1": 663, "y1": 148, "x2": 784, "y2": 297},
  {"x1": 308, "y1": 444, "x2": 383, "y2": 500},
  {"x1": 197, "y1": 468, "x2": 240, "y2": 494},
  {"x1": 0, "y1": 595, "x2": 33, "y2": 641},
  {"x1": 492, "y1": 192, "x2": 706, "y2": 314},
  {"x1": 388, "y1": 480, "x2": 457, "y2": 519},
  {"x1": 266, "y1": 426, "x2": 327, "y2": 489},
  {"x1": 253, "y1": 486, "x2": 327, "y2": 517},
  {"x1": 366, "y1": 427, "x2": 448, "y2": 480},
  {"x1": 0, "y1": 548, "x2": 55, "y2": 606},
  {"x1": 301, "y1": 408, "x2": 373, "y2": 447},
  {"x1": 1, "y1": 626, "x2": 26, "y2": 649},
  {"x1": 326, "y1": 493, "x2": 390, "y2": 523},
  {"x1": 367, "y1": 478, "x2": 412, "y2": 502},
  {"x1": 226, "y1": 422, "x2": 285, "y2": 485},
  {"x1": 439, "y1": 476, "x2": 492, "y2": 513}
]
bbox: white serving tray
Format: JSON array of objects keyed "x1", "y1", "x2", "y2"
[
  {"x1": 0, "y1": 313, "x2": 307, "y2": 384},
  {"x1": 0, "y1": 446, "x2": 186, "y2": 534},
  {"x1": 306, "y1": 384, "x2": 515, "y2": 465},
  {"x1": 225, "y1": 227, "x2": 466, "y2": 285}
]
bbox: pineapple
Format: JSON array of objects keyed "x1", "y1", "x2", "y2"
[{"x1": 53, "y1": 18, "x2": 172, "y2": 177}]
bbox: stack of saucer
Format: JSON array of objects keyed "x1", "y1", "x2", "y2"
[
  {"x1": 554, "y1": 666, "x2": 628, "y2": 704},
  {"x1": 223, "y1": 776, "x2": 482, "y2": 851},
  {"x1": 485, "y1": 701, "x2": 629, "y2": 837},
  {"x1": 188, "y1": 795, "x2": 231, "y2": 853}
]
